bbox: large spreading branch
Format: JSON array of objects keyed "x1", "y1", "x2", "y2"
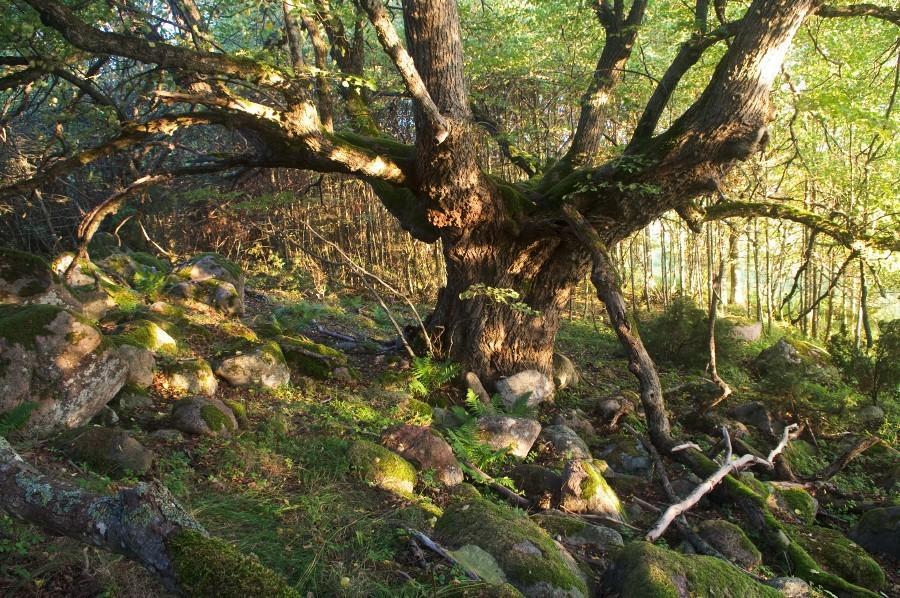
[
  {"x1": 22, "y1": 0, "x2": 301, "y2": 89},
  {"x1": 816, "y1": 3, "x2": 900, "y2": 26},
  {"x1": 705, "y1": 200, "x2": 900, "y2": 252}
]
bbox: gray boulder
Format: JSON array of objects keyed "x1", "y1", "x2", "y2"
[
  {"x1": 476, "y1": 415, "x2": 541, "y2": 458},
  {"x1": 159, "y1": 358, "x2": 218, "y2": 396},
  {"x1": 215, "y1": 341, "x2": 290, "y2": 389},
  {"x1": 0, "y1": 248, "x2": 79, "y2": 308},
  {"x1": 464, "y1": 371, "x2": 491, "y2": 404},
  {"x1": 538, "y1": 425, "x2": 592, "y2": 461},
  {"x1": 596, "y1": 435, "x2": 651, "y2": 476},
  {"x1": 729, "y1": 401, "x2": 784, "y2": 439},
  {"x1": 552, "y1": 353, "x2": 579, "y2": 389},
  {"x1": 851, "y1": 506, "x2": 900, "y2": 558},
  {"x1": 551, "y1": 408, "x2": 595, "y2": 439},
  {"x1": 168, "y1": 253, "x2": 245, "y2": 315},
  {"x1": 696, "y1": 519, "x2": 762, "y2": 569},
  {"x1": 171, "y1": 396, "x2": 237, "y2": 437},
  {"x1": 558, "y1": 459, "x2": 626, "y2": 520},
  {"x1": 766, "y1": 577, "x2": 810, "y2": 597},
  {"x1": 117, "y1": 344, "x2": 156, "y2": 389},
  {"x1": 381, "y1": 424, "x2": 464, "y2": 486},
  {"x1": 857, "y1": 405, "x2": 885, "y2": 427},
  {"x1": 56, "y1": 426, "x2": 153, "y2": 477},
  {"x1": 0, "y1": 304, "x2": 126, "y2": 438},
  {"x1": 532, "y1": 510, "x2": 623, "y2": 551},
  {"x1": 496, "y1": 369, "x2": 554, "y2": 409}
]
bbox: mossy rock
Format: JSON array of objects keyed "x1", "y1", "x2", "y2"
[
  {"x1": 559, "y1": 459, "x2": 626, "y2": 521},
  {"x1": 604, "y1": 541, "x2": 781, "y2": 598},
  {"x1": 174, "y1": 253, "x2": 243, "y2": 285},
  {"x1": 55, "y1": 426, "x2": 153, "y2": 478},
  {"x1": 129, "y1": 251, "x2": 170, "y2": 273},
  {"x1": 435, "y1": 495, "x2": 588, "y2": 597},
  {"x1": 696, "y1": 519, "x2": 762, "y2": 569},
  {"x1": 769, "y1": 485, "x2": 818, "y2": 525},
  {"x1": 532, "y1": 510, "x2": 623, "y2": 552},
  {"x1": 159, "y1": 359, "x2": 218, "y2": 396},
  {"x1": 87, "y1": 232, "x2": 122, "y2": 260},
  {"x1": 0, "y1": 248, "x2": 55, "y2": 299},
  {"x1": 167, "y1": 529, "x2": 299, "y2": 597},
  {"x1": 347, "y1": 439, "x2": 417, "y2": 495},
  {"x1": 171, "y1": 397, "x2": 237, "y2": 437},
  {"x1": 276, "y1": 334, "x2": 346, "y2": 380},
  {"x1": 114, "y1": 319, "x2": 178, "y2": 354},
  {"x1": 789, "y1": 525, "x2": 885, "y2": 591},
  {"x1": 0, "y1": 303, "x2": 69, "y2": 350}
]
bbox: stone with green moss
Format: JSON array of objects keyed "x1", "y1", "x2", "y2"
[
  {"x1": 434, "y1": 494, "x2": 587, "y2": 597},
  {"x1": 223, "y1": 399, "x2": 249, "y2": 428},
  {"x1": 113, "y1": 319, "x2": 178, "y2": 354},
  {"x1": 0, "y1": 304, "x2": 126, "y2": 438},
  {"x1": 167, "y1": 529, "x2": 299, "y2": 597},
  {"x1": 559, "y1": 459, "x2": 626, "y2": 521},
  {"x1": 168, "y1": 253, "x2": 245, "y2": 316},
  {"x1": 0, "y1": 248, "x2": 56, "y2": 300},
  {"x1": 276, "y1": 334, "x2": 347, "y2": 380},
  {"x1": 215, "y1": 341, "x2": 290, "y2": 388},
  {"x1": 696, "y1": 519, "x2": 762, "y2": 569},
  {"x1": 171, "y1": 397, "x2": 237, "y2": 437},
  {"x1": 159, "y1": 358, "x2": 218, "y2": 396},
  {"x1": 604, "y1": 541, "x2": 781, "y2": 598},
  {"x1": 789, "y1": 524, "x2": 885, "y2": 591},
  {"x1": 769, "y1": 484, "x2": 818, "y2": 525},
  {"x1": 129, "y1": 251, "x2": 170, "y2": 273},
  {"x1": 347, "y1": 439, "x2": 417, "y2": 495},
  {"x1": 55, "y1": 426, "x2": 153, "y2": 478},
  {"x1": 532, "y1": 510, "x2": 623, "y2": 551},
  {"x1": 87, "y1": 232, "x2": 121, "y2": 260}
]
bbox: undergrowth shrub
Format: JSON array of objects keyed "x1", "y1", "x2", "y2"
[
  {"x1": 638, "y1": 296, "x2": 738, "y2": 369},
  {"x1": 828, "y1": 319, "x2": 900, "y2": 406}
]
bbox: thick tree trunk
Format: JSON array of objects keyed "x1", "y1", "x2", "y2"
[{"x1": 427, "y1": 224, "x2": 587, "y2": 383}]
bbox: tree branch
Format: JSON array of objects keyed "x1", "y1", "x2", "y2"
[
  {"x1": 816, "y1": 4, "x2": 900, "y2": 26},
  {"x1": 471, "y1": 104, "x2": 537, "y2": 177},
  {"x1": 358, "y1": 0, "x2": 449, "y2": 144},
  {"x1": 705, "y1": 200, "x2": 899, "y2": 252}
]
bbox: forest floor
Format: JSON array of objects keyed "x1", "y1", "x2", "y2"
[{"x1": 1, "y1": 262, "x2": 898, "y2": 597}]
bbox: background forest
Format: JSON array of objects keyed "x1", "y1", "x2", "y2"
[{"x1": 0, "y1": 0, "x2": 898, "y2": 596}]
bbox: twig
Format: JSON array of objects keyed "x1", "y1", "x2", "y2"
[
  {"x1": 647, "y1": 424, "x2": 799, "y2": 541},
  {"x1": 462, "y1": 459, "x2": 530, "y2": 508},
  {"x1": 405, "y1": 528, "x2": 479, "y2": 580}
]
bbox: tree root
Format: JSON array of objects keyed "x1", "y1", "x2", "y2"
[{"x1": 0, "y1": 437, "x2": 298, "y2": 596}]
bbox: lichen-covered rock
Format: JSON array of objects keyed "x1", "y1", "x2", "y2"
[
  {"x1": 159, "y1": 358, "x2": 218, "y2": 396},
  {"x1": 171, "y1": 397, "x2": 238, "y2": 437},
  {"x1": 696, "y1": 519, "x2": 762, "y2": 569},
  {"x1": 0, "y1": 248, "x2": 80, "y2": 308},
  {"x1": 276, "y1": 334, "x2": 347, "y2": 379},
  {"x1": 117, "y1": 344, "x2": 156, "y2": 388},
  {"x1": 476, "y1": 416, "x2": 541, "y2": 458},
  {"x1": 215, "y1": 341, "x2": 290, "y2": 389},
  {"x1": 380, "y1": 424, "x2": 463, "y2": 486},
  {"x1": 347, "y1": 439, "x2": 416, "y2": 495},
  {"x1": 114, "y1": 319, "x2": 178, "y2": 354},
  {"x1": 537, "y1": 425, "x2": 591, "y2": 461},
  {"x1": 98, "y1": 252, "x2": 141, "y2": 284},
  {"x1": 604, "y1": 542, "x2": 780, "y2": 598},
  {"x1": 766, "y1": 577, "x2": 810, "y2": 597},
  {"x1": 851, "y1": 506, "x2": 900, "y2": 558},
  {"x1": 769, "y1": 484, "x2": 818, "y2": 525},
  {"x1": 0, "y1": 304, "x2": 126, "y2": 437},
  {"x1": 168, "y1": 253, "x2": 245, "y2": 315},
  {"x1": 558, "y1": 459, "x2": 626, "y2": 520},
  {"x1": 552, "y1": 353, "x2": 579, "y2": 390},
  {"x1": 856, "y1": 405, "x2": 885, "y2": 428},
  {"x1": 790, "y1": 524, "x2": 885, "y2": 591},
  {"x1": 55, "y1": 426, "x2": 153, "y2": 477},
  {"x1": 114, "y1": 387, "x2": 154, "y2": 412},
  {"x1": 532, "y1": 510, "x2": 623, "y2": 551},
  {"x1": 435, "y1": 494, "x2": 588, "y2": 597},
  {"x1": 595, "y1": 434, "x2": 651, "y2": 476},
  {"x1": 550, "y1": 409, "x2": 595, "y2": 441},
  {"x1": 496, "y1": 370, "x2": 554, "y2": 410}
]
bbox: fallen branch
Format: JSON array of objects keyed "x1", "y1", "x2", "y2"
[
  {"x1": 647, "y1": 424, "x2": 798, "y2": 541},
  {"x1": 811, "y1": 434, "x2": 880, "y2": 482},
  {"x1": 0, "y1": 437, "x2": 297, "y2": 595},
  {"x1": 405, "y1": 528, "x2": 479, "y2": 580},
  {"x1": 462, "y1": 459, "x2": 530, "y2": 508}
]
